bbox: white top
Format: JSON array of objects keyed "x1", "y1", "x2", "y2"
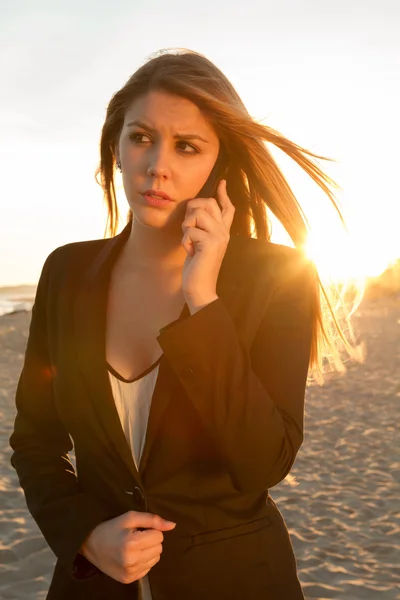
[{"x1": 108, "y1": 356, "x2": 162, "y2": 600}]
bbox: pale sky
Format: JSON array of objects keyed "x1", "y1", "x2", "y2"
[{"x1": 1, "y1": 0, "x2": 399, "y2": 285}]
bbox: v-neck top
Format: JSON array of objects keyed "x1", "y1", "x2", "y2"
[
  {"x1": 107, "y1": 354, "x2": 163, "y2": 469},
  {"x1": 107, "y1": 355, "x2": 163, "y2": 600}
]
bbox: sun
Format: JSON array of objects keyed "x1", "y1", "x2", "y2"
[
  {"x1": 264, "y1": 141, "x2": 399, "y2": 282},
  {"x1": 267, "y1": 209, "x2": 391, "y2": 284}
]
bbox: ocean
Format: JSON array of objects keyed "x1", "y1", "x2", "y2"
[{"x1": 0, "y1": 287, "x2": 36, "y2": 317}]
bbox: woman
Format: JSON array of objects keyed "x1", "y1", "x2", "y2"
[{"x1": 10, "y1": 48, "x2": 359, "y2": 599}]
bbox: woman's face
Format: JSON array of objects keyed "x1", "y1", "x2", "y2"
[{"x1": 116, "y1": 90, "x2": 220, "y2": 229}]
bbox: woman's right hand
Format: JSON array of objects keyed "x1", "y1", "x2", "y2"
[{"x1": 79, "y1": 511, "x2": 177, "y2": 584}]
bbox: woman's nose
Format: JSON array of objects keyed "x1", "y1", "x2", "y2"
[
  {"x1": 147, "y1": 163, "x2": 169, "y2": 178},
  {"x1": 146, "y1": 146, "x2": 172, "y2": 179}
]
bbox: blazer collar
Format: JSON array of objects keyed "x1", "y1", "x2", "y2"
[{"x1": 74, "y1": 221, "x2": 245, "y2": 483}]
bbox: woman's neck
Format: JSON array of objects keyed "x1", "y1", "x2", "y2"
[{"x1": 122, "y1": 218, "x2": 187, "y2": 273}]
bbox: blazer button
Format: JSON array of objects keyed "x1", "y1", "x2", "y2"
[{"x1": 133, "y1": 486, "x2": 145, "y2": 507}]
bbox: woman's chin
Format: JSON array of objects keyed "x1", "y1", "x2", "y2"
[{"x1": 131, "y1": 209, "x2": 182, "y2": 233}]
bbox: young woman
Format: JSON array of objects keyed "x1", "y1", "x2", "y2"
[{"x1": 10, "y1": 49, "x2": 359, "y2": 600}]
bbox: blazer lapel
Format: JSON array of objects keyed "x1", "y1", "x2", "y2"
[
  {"x1": 138, "y1": 235, "x2": 243, "y2": 475},
  {"x1": 74, "y1": 222, "x2": 244, "y2": 482},
  {"x1": 74, "y1": 223, "x2": 141, "y2": 482}
]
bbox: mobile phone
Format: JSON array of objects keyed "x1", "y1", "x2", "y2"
[{"x1": 196, "y1": 146, "x2": 228, "y2": 198}]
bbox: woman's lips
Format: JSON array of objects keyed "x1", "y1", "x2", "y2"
[{"x1": 142, "y1": 193, "x2": 174, "y2": 207}]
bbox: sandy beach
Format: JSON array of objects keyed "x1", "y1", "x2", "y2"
[{"x1": 0, "y1": 295, "x2": 399, "y2": 599}]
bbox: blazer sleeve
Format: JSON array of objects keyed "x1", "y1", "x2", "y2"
[
  {"x1": 156, "y1": 249, "x2": 316, "y2": 493},
  {"x1": 9, "y1": 250, "x2": 116, "y2": 580}
]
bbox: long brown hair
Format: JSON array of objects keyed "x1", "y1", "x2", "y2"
[{"x1": 95, "y1": 48, "x2": 364, "y2": 384}]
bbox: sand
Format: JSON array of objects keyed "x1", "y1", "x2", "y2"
[{"x1": 1, "y1": 297, "x2": 399, "y2": 600}]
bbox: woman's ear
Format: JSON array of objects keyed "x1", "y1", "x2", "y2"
[{"x1": 114, "y1": 146, "x2": 122, "y2": 172}]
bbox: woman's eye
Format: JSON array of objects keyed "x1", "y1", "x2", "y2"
[
  {"x1": 176, "y1": 142, "x2": 199, "y2": 155},
  {"x1": 129, "y1": 133, "x2": 198, "y2": 155},
  {"x1": 130, "y1": 133, "x2": 151, "y2": 143}
]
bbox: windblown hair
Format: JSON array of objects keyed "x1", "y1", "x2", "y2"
[{"x1": 95, "y1": 48, "x2": 364, "y2": 384}]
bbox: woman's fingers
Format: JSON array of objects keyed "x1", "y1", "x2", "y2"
[
  {"x1": 124, "y1": 542, "x2": 163, "y2": 569},
  {"x1": 121, "y1": 542, "x2": 163, "y2": 583},
  {"x1": 126, "y1": 526, "x2": 164, "y2": 549}
]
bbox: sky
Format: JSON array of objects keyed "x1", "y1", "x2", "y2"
[{"x1": 1, "y1": 0, "x2": 399, "y2": 285}]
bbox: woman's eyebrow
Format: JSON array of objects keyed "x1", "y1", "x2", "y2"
[{"x1": 126, "y1": 119, "x2": 209, "y2": 143}]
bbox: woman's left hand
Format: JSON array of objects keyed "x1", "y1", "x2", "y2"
[{"x1": 181, "y1": 179, "x2": 235, "y2": 308}]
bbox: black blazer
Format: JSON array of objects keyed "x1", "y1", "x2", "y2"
[{"x1": 10, "y1": 221, "x2": 316, "y2": 600}]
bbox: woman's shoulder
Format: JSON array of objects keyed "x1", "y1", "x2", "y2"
[
  {"x1": 47, "y1": 235, "x2": 110, "y2": 268},
  {"x1": 235, "y1": 235, "x2": 314, "y2": 281},
  {"x1": 238, "y1": 238, "x2": 317, "y2": 318},
  {"x1": 49, "y1": 236, "x2": 109, "y2": 263},
  {"x1": 38, "y1": 236, "x2": 110, "y2": 290}
]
